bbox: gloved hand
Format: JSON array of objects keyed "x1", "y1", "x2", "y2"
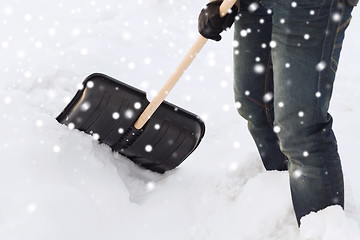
[{"x1": 198, "y1": 0, "x2": 238, "y2": 41}]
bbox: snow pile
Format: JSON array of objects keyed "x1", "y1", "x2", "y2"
[
  {"x1": 300, "y1": 206, "x2": 360, "y2": 240},
  {"x1": 1, "y1": 0, "x2": 360, "y2": 239}
]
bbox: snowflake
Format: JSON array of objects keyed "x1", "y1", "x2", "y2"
[
  {"x1": 17, "y1": 50, "x2": 26, "y2": 58},
  {"x1": 72, "y1": 28, "x2": 81, "y2": 36},
  {"x1": 269, "y1": 40, "x2": 277, "y2": 48},
  {"x1": 24, "y1": 71, "x2": 32, "y2": 78},
  {"x1": 293, "y1": 169, "x2": 302, "y2": 178},
  {"x1": 4, "y1": 6, "x2": 13, "y2": 15},
  {"x1": 146, "y1": 181, "x2": 155, "y2": 191},
  {"x1": 140, "y1": 81, "x2": 149, "y2": 89},
  {"x1": 134, "y1": 102, "x2": 141, "y2": 109},
  {"x1": 86, "y1": 81, "x2": 94, "y2": 88},
  {"x1": 80, "y1": 48, "x2": 88, "y2": 55},
  {"x1": 36, "y1": 120, "x2": 43, "y2": 127},
  {"x1": 68, "y1": 123, "x2": 75, "y2": 130},
  {"x1": 332, "y1": 13, "x2": 341, "y2": 22},
  {"x1": 220, "y1": 80, "x2": 228, "y2": 88},
  {"x1": 24, "y1": 14, "x2": 32, "y2": 21},
  {"x1": 222, "y1": 104, "x2": 230, "y2": 112},
  {"x1": 35, "y1": 41, "x2": 42, "y2": 48},
  {"x1": 263, "y1": 92, "x2": 274, "y2": 102},
  {"x1": 229, "y1": 162, "x2": 239, "y2": 171},
  {"x1": 233, "y1": 40, "x2": 239, "y2": 48},
  {"x1": 240, "y1": 29, "x2": 248, "y2": 37},
  {"x1": 125, "y1": 110, "x2": 134, "y2": 119},
  {"x1": 200, "y1": 113, "x2": 209, "y2": 122},
  {"x1": 273, "y1": 125, "x2": 281, "y2": 133},
  {"x1": 1, "y1": 41, "x2": 9, "y2": 48},
  {"x1": 4, "y1": 96, "x2": 12, "y2": 104},
  {"x1": 316, "y1": 61, "x2": 327, "y2": 71},
  {"x1": 27, "y1": 203, "x2": 37, "y2": 213},
  {"x1": 144, "y1": 57, "x2": 151, "y2": 65},
  {"x1": 233, "y1": 142, "x2": 241, "y2": 149},
  {"x1": 48, "y1": 28, "x2": 56, "y2": 36},
  {"x1": 53, "y1": 145, "x2": 61, "y2": 153},
  {"x1": 48, "y1": 90, "x2": 56, "y2": 98},
  {"x1": 80, "y1": 102, "x2": 91, "y2": 111},
  {"x1": 112, "y1": 112, "x2": 120, "y2": 119},
  {"x1": 248, "y1": 2, "x2": 259, "y2": 12},
  {"x1": 93, "y1": 133, "x2": 100, "y2": 140},
  {"x1": 145, "y1": 145, "x2": 153, "y2": 152},
  {"x1": 122, "y1": 32, "x2": 131, "y2": 41},
  {"x1": 254, "y1": 63, "x2": 265, "y2": 74}
]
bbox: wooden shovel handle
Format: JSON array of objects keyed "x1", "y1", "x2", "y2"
[{"x1": 134, "y1": 0, "x2": 238, "y2": 130}]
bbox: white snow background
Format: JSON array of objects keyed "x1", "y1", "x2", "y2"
[{"x1": 1, "y1": 0, "x2": 359, "y2": 239}]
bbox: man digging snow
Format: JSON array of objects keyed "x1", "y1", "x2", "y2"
[{"x1": 198, "y1": 0, "x2": 357, "y2": 226}]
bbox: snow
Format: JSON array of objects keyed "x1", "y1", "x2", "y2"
[
  {"x1": 1, "y1": 0, "x2": 359, "y2": 239},
  {"x1": 300, "y1": 206, "x2": 360, "y2": 240}
]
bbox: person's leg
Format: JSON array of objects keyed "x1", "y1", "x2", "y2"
[
  {"x1": 263, "y1": 0, "x2": 353, "y2": 225},
  {"x1": 233, "y1": 0, "x2": 288, "y2": 170}
]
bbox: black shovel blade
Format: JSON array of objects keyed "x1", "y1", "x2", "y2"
[{"x1": 56, "y1": 73, "x2": 205, "y2": 173}]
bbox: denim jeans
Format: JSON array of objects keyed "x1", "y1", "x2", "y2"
[{"x1": 233, "y1": 0, "x2": 353, "y2": 225}]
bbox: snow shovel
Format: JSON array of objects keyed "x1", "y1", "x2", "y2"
[{"x1": 56, "y1": 0, "x2": 237, "y2": 173}]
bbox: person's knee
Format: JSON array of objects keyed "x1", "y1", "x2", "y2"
[
  {"x1": 235, "y1": 97, "x2": 272, "y2": 128},
  {"x1": 274, "y1": 112, "x2": 337, "y2": 160}
]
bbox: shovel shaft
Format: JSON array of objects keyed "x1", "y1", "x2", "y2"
[
  {"x1": 134, "y1": 35, "x2": 207, "y2": 129},
  {"x1": 134, "y1": 0, "x2": 238, "y2": 130}
]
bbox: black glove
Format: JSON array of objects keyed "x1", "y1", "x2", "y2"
[{"x1": 198, "y1": 0, "x2": 238, "y2": 41}]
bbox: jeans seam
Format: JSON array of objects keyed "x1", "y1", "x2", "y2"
[
  {"x1": 336, "y1": 16, "x2": 352, "y2": 33},
  {"x1": 259, "y1": 0, "x2": 265, "y2": 8},
  {"x1": 330, "y1": 0, "x2": 347, "y2": 74},
  {"x1": 330, "y1": 66, "x2": 337, "y2": 74},
  {"x1": 316, "y1": 0, "x2": 338, "y2": 113},
  {"x1": 246, "y1": 96, "x2": 266, "y2": 108},
  {"x1": 331, "y1": 57, "x2": 338, "y2": 73},
  {"x1": 315, "y1": 0, "x2": 340, "y2": 206},
  {"x1": 264, "y1": 54, "x2": 272, "y2": 107},
  {"x1": 331, "y1": 57, "x2": 338, "y2": 66},
  {"x1": 333, "y1": 42, "x2": 343, "y2": 49},
  {"x1": 264, "y1": 54, "x2": 274, "y2": 128}
]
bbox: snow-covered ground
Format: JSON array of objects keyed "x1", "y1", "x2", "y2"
[{"x1": 1, "y1": 1, "x2": 359, "y2": 239}]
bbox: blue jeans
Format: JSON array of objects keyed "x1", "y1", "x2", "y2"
[{"x1": 233, "y1": 0, "x2": 353, "y2": 225}]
